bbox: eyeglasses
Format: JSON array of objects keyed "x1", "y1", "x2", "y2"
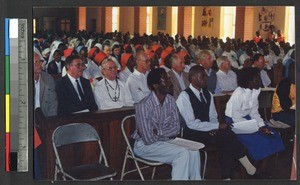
[
  {"x1": 71, "y1": 63, "x2": 86, "y2": 67},
  {"x1": 104, "y1": 66, "x2": 118, "y2": 71}
]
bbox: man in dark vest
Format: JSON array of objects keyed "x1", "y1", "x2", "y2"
[{"x1": 176, "y1": 65, "x2": 269, "y2": 180}]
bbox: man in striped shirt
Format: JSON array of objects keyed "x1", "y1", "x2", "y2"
[{"x1": 132, "y1": 68, "x2": 201, "y2": 180}]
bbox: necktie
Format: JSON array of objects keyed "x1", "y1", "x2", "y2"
[
  {"x1": 76, "y1": 79, "x2": 84, "y2": 101},
  {"x1": 200, "y1": 92, "x2": 206, "y2": 103}
]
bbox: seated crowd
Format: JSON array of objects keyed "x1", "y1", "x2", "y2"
[{"x1": 33, "y1": 29, "x2": 296, "y2": 180}]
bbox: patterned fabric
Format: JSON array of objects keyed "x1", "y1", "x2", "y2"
[{"x1": 132, "y1": 92, "x2": 180, "y2": 145}]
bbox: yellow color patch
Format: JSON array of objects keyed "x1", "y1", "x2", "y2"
[{"x1": 5, "y1": 94, "x2": 10, "y2": 133}]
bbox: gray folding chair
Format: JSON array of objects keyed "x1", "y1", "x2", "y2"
[
  {"x1": 52, "y1": 123, "x2": 117, "y2": 181},
  {"x1": 120, "y1": 114, "x2": 164, "y2": 180}
]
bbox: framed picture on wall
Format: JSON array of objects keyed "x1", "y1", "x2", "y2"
[
  {"x1": 201, "y1": 6, "x2": 213, "y2": 28},
  {"x1": 157, "y1": 6, "x2": 166, "y2": 30}
]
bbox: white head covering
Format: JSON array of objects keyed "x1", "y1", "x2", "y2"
[
  {"x1": 94, "y1": 43, "x2": 103, "y2": 51},
  {"x1": 50, "y1": 40, "x2": 63, "y2": 51},
  {"x1": 112, "y1": 41, "x2": 120, "y2": 47},
  {"x1": 48, "y1": 40, "x2": 63, "y2": 64},
  {"x1": 34, "y1": 47, "x2": 45, "y2": 62},
  {"x1": 69, "y1": 38, "x2": 80, "y2": 49},
  {"x1": 42, "y1": 48, "x2": 51, "y2": 58},
  {"x1": 85, "y1": 39, "x2": 95, "y2": 52}
]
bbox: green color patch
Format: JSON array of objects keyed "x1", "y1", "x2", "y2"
[{"x1": 5, "y1": 56, "x2": 10, "y2": 94}]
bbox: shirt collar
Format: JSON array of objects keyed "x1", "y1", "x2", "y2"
[
  {"x1": 218, "y1": 69, "x2": 228, "y2": 75},
  {"x1": 151, "y1": 91, "x2": 170, "y2": 106},
  {"x1": 189, "y1": 83, "x2": 203, "y2": 95},
  {"x1": 172, "y1": 69, "x2": 182, "y2": 77},
  {"x1": 205, "y1": 68, "x2": 211, "y2": 75},
  {"x1": 133, "y1": 68, "x2": 148, "y2": 76},
  {"x1": 104, "y1": 77, "x2": 117, "y2": 85},
  {"x1": 67, "y1": 73, "x2": 79, "y2": 83}
]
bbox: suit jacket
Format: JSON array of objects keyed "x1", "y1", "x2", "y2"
[
  {"x1": 207, "y1": 69, "x2": 217, "y2": 94},
  {"x1": 38, "y1": 71, "x2": 58, "y2": 117},
  {"x1": 168, "y1": 70, "x2": 190, "y2": 100},
  {"x1": 55, "y1": 75, "x2": 98, "y2": 116}
]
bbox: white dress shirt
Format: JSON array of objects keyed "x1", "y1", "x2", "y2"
[
  {"x1": 119, "y1": 66, "x2": 132, "y2": 83},
  {"x1": 264, "y1": 51, "x2": 281, "y2": 69},
  {"x1": 260, "y1": 69, "x2": 271, "y2": 87},
  {"x1": 215, "y1": 70, "x2": 237, "y2": 93},
  {"x1": 94, "y1": 78, "x2": 134, "y2": 110},
  {"x1": 126, "y1": 68, "x2": 151, "y2": 103},
  {"x1": 67, "y1": 73, "x2": 84, "y2": 101},
  {"x1": 55, "y1": 61, "x2": 62, "y2": 73},
  {"x1": 176, "y1": 84, "x2": 219, "y2": 131},
  {"x1": 239, "y1": 53, "x2": 250, "y2": 66},
  {"x1": 225, "y1": 87, "x2": 265, "y2": 128},
  {"x1": 85, "y1": 58, "x2": 102, "y2": 79},
  {"x1": 34, "y1": 76, "x2": 41, "y2": 109}
]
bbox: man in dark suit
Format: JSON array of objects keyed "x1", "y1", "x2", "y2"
[
  {"x1": 168, "y1": 53, "x2": 189, "y2": 100},
  {"x1": 55, "y1": 55, "x2": 98, "y2": 116}
]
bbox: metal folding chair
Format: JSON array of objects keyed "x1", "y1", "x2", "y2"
[
  {"x1": 120, "y1": 114, "x2": 164, "y2": 180},
  {"x1": 179, "y1": 113, "x2": 208, "y2": 179},
  {"x1": 52, "y1": 123, "x2": 117, "y2": 181}
]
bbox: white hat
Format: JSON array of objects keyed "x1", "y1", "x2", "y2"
[
  {"x1": 94, "y1": 43, "x2": 103, "y2": 51},
  {"x1": 42, "y1": 48, "x2": 51, "y2": 58}
]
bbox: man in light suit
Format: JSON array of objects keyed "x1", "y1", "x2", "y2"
[
  {"x1": 34, "y1": 53, "x2": 57, "y2": 117},
  {"x1": 55, "y1": 55, "x2": 98, "y2": 116},
  {"x1": 168, "y1": 54, "x2": 189, "y2": 100},
  {"x1": 34, "y1": 52, "x2": 57, "y2": 179}
]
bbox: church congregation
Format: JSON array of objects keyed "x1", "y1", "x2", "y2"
[{"x1": 33, "y1": 6, "x2": 296, "y2": 181}]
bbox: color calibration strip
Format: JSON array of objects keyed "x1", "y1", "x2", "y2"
[
  {"x1": 4, "y1": 19, "x2": 28, "y2": 172},
  {"x1": 5, "y1": 18, "x2": 11, "y2": 172}
]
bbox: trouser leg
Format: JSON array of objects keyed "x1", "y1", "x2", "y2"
[
  {"x1": 188, "y1": 150, "x2": 201, "y2": 180},
  {"x1": 134, "y1": 140, "x2": 197, "y2": 180}
]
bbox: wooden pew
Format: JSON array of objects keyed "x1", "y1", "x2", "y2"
[{"x1": 38, "y1": 93, "x2": 271, "y2": 180}]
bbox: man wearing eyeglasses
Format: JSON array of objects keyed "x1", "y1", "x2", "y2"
[
  {"x1": 94, "y1": 58, "x2": 134, "y2": 110},
  {"x1": 55, "y1": 55, "x2": 98, "y2": 115}
]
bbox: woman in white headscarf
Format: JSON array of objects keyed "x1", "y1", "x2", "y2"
[{"x1": 85, "y1": 38, "x2": 95, "y2": 52}]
